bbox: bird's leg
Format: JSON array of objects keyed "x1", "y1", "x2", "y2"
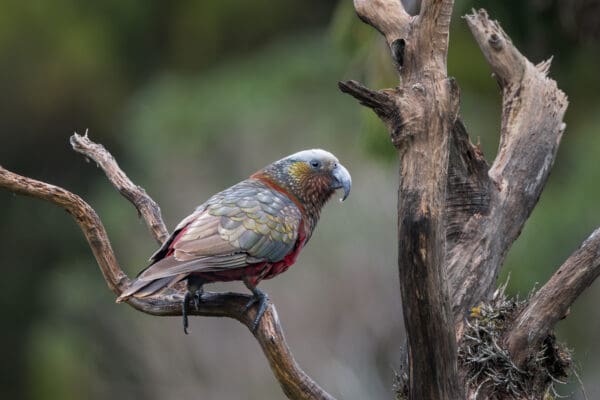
[
  {"x1": 242, "y1": 276, "x2": 269, "y2": 332},
  {"x1": 182, "y1": 276, "x2": 205, "y2": 334},
  {"x1": 193, "y1": 287, "x2": 204, "y2": 310}
]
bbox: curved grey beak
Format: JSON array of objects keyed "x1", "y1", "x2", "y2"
[{"x1": 331, "y1": 163, "x2": 352, "y2": 201}]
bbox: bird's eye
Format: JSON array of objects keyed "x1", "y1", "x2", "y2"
[{"x1": 310, "y1": 160, "x2": 321, "y2": 168}]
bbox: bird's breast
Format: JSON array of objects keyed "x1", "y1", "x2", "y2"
[{"x1": 261, "y1": 221, "x2": 307, "y2": 280}]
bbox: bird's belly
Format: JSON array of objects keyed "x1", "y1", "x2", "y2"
[
  {"x1": 189, "y1": 259, "x2": 294, "y2": 284},
  {"x1": 191, "y1": 262, "x2": 268, "y2": 283},
  {"x1": 262, "y1": 260, "x2": 292, "y2": 280},
  {"x1": 189, "y1": 242, "x2": 303, "y2": 284}
]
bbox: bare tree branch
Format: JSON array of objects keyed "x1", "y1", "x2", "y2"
[
  {"x1": 506, "y1": 228, "x2": 600, "y2": 367},
  {"x1": 0, "y1": 166, "x2": 128, "y2": 295},
  {"x1": 127, "y1": 293, "x2": 336, "y2": 400},
  {"x1": 337, "y1": 81, "x2": 407, "y2": 148},
  {"x1": 464, "y1": 9, "x2": 525, "y2": 88},
  {"x1": 417, "y1": 0, "x2": 454, "y2": 71},
  {"x1": 353, "y1": 0, "x2": 411, "y2": 44},
  {"x1": 337, "y1": 80, "x2": 396, "y2": 116},
  {"x1": 447, "y1": 9, "x2": 568, "y2": 324},
  {"x1": 70, "y1": 132, "x2": 169, "y2": 244},
  {"x1": 0, "y1": 136, "x2": 336, "y2": 400}
]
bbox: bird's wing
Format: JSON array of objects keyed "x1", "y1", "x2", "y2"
[{"x1": 137, "y1": 180, "x2": 302, "y2": 282}]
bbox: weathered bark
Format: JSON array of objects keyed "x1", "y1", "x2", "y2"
[
  {"x1": 0, "y1": 133, "x2": 335, "y2": 400},
  {"x1": 447, "y1": 10, "x2": 568, "y2": 328},
  {"x1": 445, "y1": 119, "x2": 490, "y2": 251},
  {"x1": 342, "y1": 1, "x2": 462, "y2": 399}
]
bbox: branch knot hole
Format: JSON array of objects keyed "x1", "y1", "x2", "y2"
[
  {"x1": 391, "y1": 38, "x2": 406, "y2": 69},
  {"x1": 488, "y1": 33, "x2": 503, "y2": 51}
]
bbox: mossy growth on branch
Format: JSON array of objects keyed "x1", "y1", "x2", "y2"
[
  {"x1": 459, "y1": 287, "x2": 572, "y2": 399},
  {"x1": 392, "y1": 284, "x2": 574, "y2": 399},
  {"x1": 392, "y1": 367, "x2": 408, "y2": 400}
]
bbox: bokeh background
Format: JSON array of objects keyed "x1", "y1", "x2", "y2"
[{"x1": 1, "y1": 1, "x2": 599, "y2": 399}]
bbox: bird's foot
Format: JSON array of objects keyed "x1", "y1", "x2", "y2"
[
  {"x1": 243, "y1": 288, "x2": 269, "y2": 332},
  {"x1": 182, "y1": 289, "x2": 204, "y2": 334},
  {"x1": 183, "y1": 277, "x2": 205, "y2": 334},
  {"x1": 183, "y1": 291, "x2": 191, "y2": 334}
]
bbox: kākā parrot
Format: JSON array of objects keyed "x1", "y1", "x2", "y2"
[{"x1": 116, "y1": 149, "x2": 351, "y2": 333}]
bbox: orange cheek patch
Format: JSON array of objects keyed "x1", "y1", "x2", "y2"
[
  {"x1": 288, "y1": 162, "x2": 311, "y2": 181},
  {"x1": 288, "y1": 162, "x2": 334, "y2": 203}
]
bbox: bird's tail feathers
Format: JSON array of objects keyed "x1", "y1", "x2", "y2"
[{"x1": 116, "y1": 275, "x2": 184, "y2": 303}]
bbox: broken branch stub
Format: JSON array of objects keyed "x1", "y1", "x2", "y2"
[{"x1": 448, "y1": 10, "x2": 568, "y2": 325}]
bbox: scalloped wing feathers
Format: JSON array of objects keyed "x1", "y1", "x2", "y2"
[{"x1": 135, "y1": 179, "x2": 302, "y2": 283}]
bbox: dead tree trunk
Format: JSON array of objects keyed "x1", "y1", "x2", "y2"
[
  {"x1": 0, "y1": 1, "x2": 598, "y2": 400},
  {"x1": 339, "y1": 1, "x2": 593, "y2": 399}
]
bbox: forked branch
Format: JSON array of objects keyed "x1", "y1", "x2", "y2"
[
  {"x1": 0, "y1": 134, "x2": 335, "y2": 400},
  {"x1": 70, "y1": 132, "x2": 169, "y2": 244},
  {"x1": 352, "y1": 0, "x2": 411, "y2": 44}
]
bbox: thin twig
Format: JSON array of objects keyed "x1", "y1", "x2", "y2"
[{"x1": 70, "y1": 131, "x2": 169, "y2": 244}]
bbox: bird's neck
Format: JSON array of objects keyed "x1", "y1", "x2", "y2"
[
  {"x1": 301, "y1": 197, "x2": 328, "y2": 243},
  {"x1": 251, "y1": 172, "x2": 305, "y2": 212},
  {"x1": 251, "y1": 172, "x2": 333, "y2": 235}
]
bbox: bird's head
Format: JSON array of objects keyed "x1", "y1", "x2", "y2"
[{"x1": 253, "y1": 149, "x2": 352, "y2": 210}]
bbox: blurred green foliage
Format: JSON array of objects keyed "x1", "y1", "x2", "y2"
[{"x1": 1, "y1": 1, "x2": 599, "y2": 399}]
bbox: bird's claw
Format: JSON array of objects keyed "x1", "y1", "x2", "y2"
[
  {"x1": 243, "y1": 290, "x2": 269, "y2": 332},
  {"x1": 182, "y1": 289, "x2": 204, "y2": 334},
  {"x1": 242, "y1": 296, "x2": 257, "y2": 313},
  {"x1": 193, "y1": 289, "x2": 203, "y2": 310}
]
